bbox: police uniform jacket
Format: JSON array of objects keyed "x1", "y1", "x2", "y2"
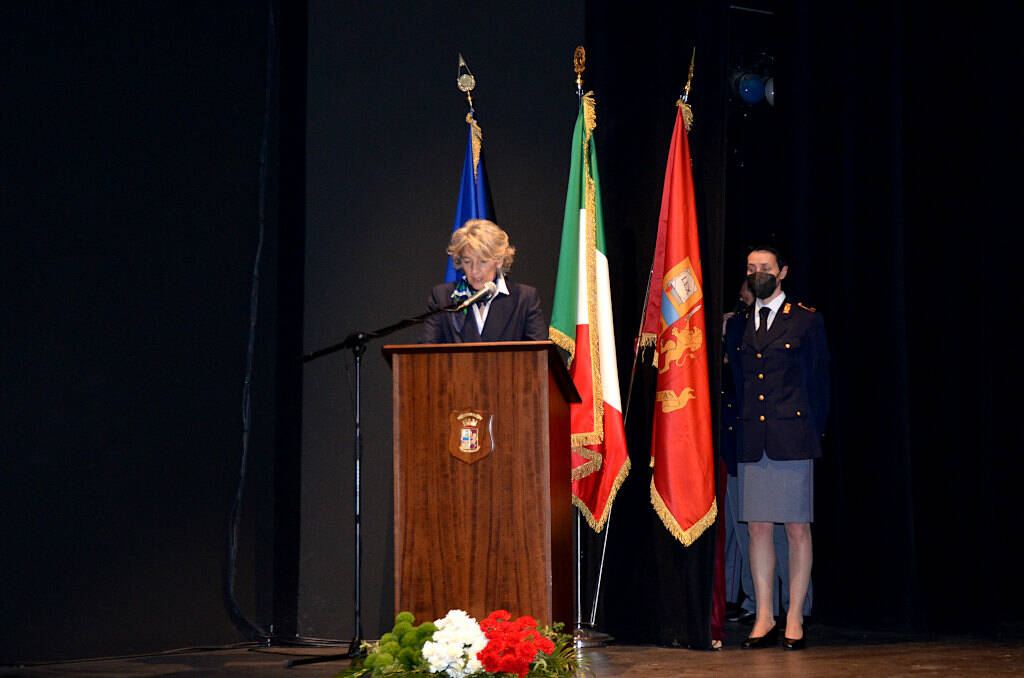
[
  {"x1": 420, "y1": 281, "x2": 547, "y2": 343},
  {"x1": 734, "y1": 299, "x2": 830, "y2": 462},
  {"x1": 721, "y1": 310, "x2": 750, "y2": 475}
]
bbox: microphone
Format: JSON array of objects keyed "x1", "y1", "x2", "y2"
[{"x1": 450, "y1": 281, "x2": 496, "y2": 311}]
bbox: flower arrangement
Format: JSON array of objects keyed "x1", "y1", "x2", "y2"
[
  {"x1": 422, "y1": 610, "x2": 486, "y2": 677},
  {"x1": 336, "y1": 609, "x2": 582, "y2": 678}
]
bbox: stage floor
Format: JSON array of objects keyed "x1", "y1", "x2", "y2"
[{"x1": 5, "y1": 624, "x2": 1023, "y2": 676}]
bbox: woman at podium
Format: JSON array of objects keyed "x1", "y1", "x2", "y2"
[{"x1": 421, "y1": 219, "x2": 547, "y2": 343}]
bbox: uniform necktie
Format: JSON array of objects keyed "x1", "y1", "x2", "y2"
[{"x1": 757, "y1": 306, "x2": 771, "y2": 341}]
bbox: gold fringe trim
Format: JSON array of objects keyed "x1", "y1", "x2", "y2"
[
  {"x1": 583, "y1": 90, "x2": 596, "y2": 134},
  {"x1": 638, "y1": 332, "x2": 659, "y2": 368},
  {"x1": 650, "y1": 481, "x2": 717, "y2": 546},
  {"x1": 573, "y1": 456, "x2": 632, "y2": 532},
  {"x1": 550, "y1": 323, "x2": 601, "y2": 448},
  {"x1": 466, "y1": 112, "x2": 483, "y2": 181},
  {"x1": 580, "y1": 91, "x2": 604, "y2": 447},
  {"x1": 548, "y1": 326, "x2": 576, "y2": 366},
  {"x1": 570, "y1": 445, "x2": 602, "y2": 481},
  {"x1": 571, "y1": 431, "x2": 604, "y2": 448},
  {"x1": 676, "y1": 99, "x2": 694, "y2": 131}
]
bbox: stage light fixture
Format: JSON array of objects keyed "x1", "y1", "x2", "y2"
[
  {"x1": 731, "y1": 52, "x2": 775, "y2": 106},
  {"x1": 738, "y1": 73, "x2": 766, "y2": 103}
]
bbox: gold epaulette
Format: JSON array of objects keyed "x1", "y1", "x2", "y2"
[{"x1": 797, "y1": 302, "x2": 817, "y2": 312}]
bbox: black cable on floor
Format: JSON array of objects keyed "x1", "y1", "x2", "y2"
[{"x1": 223, "y1": 1, "x2": 275, "y2": 643}]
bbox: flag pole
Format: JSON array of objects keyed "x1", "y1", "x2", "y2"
[
  {"x1": 569, "y1": 44, "x2": 614, "y2": 648},
  {"x1": 582, "y1": 261, "x2": 653, "y2": 630},
  {"x1": 571, "y1": 44, "x2": 585, "y2": 638}
]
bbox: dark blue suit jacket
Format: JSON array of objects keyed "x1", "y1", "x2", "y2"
[
  {"x1": 733, "y1": 299, "x2": 830, "y2": 462},
  {"x1": 419, "y1": 281, "x2": 547, "y2": 343}
]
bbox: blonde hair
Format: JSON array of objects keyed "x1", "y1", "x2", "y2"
[{"x1": 448, "y1": 219, "x2": 516, "y2": 272}]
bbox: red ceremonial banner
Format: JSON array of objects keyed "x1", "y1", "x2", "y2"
[{"x1": 639, "y1": 102, "x2": 717, "y2": 547}]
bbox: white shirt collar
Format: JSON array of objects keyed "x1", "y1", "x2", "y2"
[
  {"x1": 756, "y1": 290, "x2": 786, "y2": 314},
  {"x1": 755, "y1": 291, "x2": 786, "y2": 329},
  {"x1": 494, "y1": 271, "x2": 509, "y2": 296}
]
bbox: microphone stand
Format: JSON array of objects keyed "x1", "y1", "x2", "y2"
[{"x1": 287, "y1": 296, "x2": 483, "y2": 669}]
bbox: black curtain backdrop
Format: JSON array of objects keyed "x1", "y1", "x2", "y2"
[
  {"x1": 4, "y1": 0, "x2": 1021, "y2": 665},
  {"x1": 2, "y1": 1, "x2": 279, "y2": 662},
  {"x1": 778, "y1": 2, "x2": 1021, "y2": 633}
]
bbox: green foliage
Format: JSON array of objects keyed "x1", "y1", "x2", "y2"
[
  {"x1": 398, "y1": 646, "x2": 417, "y2": 668},
  {"x1": 415, "y1": 621, "x2": 437, "y2": 636},
  {"x1": 332, "y1": 662, "x2": 373, "y2": 678},
  {"x1": 394, "y1": 611, "x2": 416, "y2": 624},
  {"x1": 534, "y1": 625, "x2": 590, "y2": 678},
  {"x1": 379, "y1": 632, "x2": 397, "y2": 645},
  {"x1": 400, "y1": 630, "x2": 422, "y2": 648},
  {"x1": 391, "y1": 621, "x2": 413, "y2": 638}
]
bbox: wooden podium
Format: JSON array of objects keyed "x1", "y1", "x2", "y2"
[{"x1": 383, "y1": 341, "x2": 580, "y2": 625}]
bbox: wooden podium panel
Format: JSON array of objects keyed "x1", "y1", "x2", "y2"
[{"x1": 383, "y1": 341, "x2": 578, "y2": 625}]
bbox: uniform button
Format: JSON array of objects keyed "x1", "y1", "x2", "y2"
[
  {"x1": 756, "y1": 353, "x2": 762, "y2": 359},
  {"x1": 758, "y1": 394, "x2": 765, "y2": 401},
  {"x1": 759, "y1": 415, "x2": 765, "y2": 421},
  {"x1": 727, "y1": 426, "x2": 734, "y2": 431},
  {"x1": 758, "y1": 373, "x2": 764, "y2": 380},
  {"x1": 785, "y1": 343, "x2": 791, "y2": 349},
  {"x1": 796, "y1": 410, "x2": 802, "y2": 416}
]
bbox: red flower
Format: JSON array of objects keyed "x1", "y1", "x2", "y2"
[{"x1": 477, "y1": 610, "x2": 556, "y2": 678}]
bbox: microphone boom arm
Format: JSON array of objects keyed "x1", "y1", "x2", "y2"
[{"x1": 300, "y1": 290, "x2": 488, "y2": 363}]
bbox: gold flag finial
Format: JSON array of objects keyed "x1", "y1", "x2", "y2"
[
  {"x1": 574, "y1": 46, "x2": 586, "y2": 96},
  {"x1": 677, "y1": 47, "x2": 696, "y2": 131},
  {"x1": 457, "y1": 53, "x2": 476, "y2": 111},
  {"x1": 682, "y1": 47, "x2": 696, "y2": 102}
]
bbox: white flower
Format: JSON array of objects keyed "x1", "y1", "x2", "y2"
[{"x1": 422, "y1": 609, "x2": 488, "y2": 678}]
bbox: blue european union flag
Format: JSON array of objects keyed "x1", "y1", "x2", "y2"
[{"x1": 445, "y1": 113, "x2": 495, "y2": 282}]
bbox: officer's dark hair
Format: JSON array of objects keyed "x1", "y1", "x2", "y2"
[{"x1": 747, "y1": 244, "x2": 788, "y2": 270}]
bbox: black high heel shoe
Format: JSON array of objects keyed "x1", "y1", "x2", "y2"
[
  {"x1": 783, "y1": 613, "x2": 807, "y2": 650},
  {"x1": 782, "y1": 635, "x2": 806, "y2": 650},
  {"x1": 741, "y1": 624, "x2": 779, "y2": 649}
]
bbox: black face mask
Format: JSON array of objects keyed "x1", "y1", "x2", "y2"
[{"x1": 747, "y1": 272, "x2": 778, "y2": 300}]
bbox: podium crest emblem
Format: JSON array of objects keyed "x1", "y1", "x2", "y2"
[{"x1": 449, "y1": 409, "x2": 493, "y2": 464}]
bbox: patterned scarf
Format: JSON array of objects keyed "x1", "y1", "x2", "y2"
[{"x1": 450, "y1": 276, "x2": 472, "y2": 315}]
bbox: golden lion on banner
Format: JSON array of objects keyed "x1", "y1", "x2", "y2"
[{"x1": 657, "y1": 324, "x2": 703, "y2": 374}]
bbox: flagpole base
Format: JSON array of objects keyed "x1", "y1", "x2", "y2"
[{"x1": 574, "y1": 623, "x2": 614, "y2": 648}]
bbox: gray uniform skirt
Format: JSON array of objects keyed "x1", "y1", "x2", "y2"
[{"x1": 738, "y1": 454, "x2": 814, "y2": 523}]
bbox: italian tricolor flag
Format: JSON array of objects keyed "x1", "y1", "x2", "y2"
[{"x1": 549, "y1": 92, "x2": 630, "y2": 532}]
